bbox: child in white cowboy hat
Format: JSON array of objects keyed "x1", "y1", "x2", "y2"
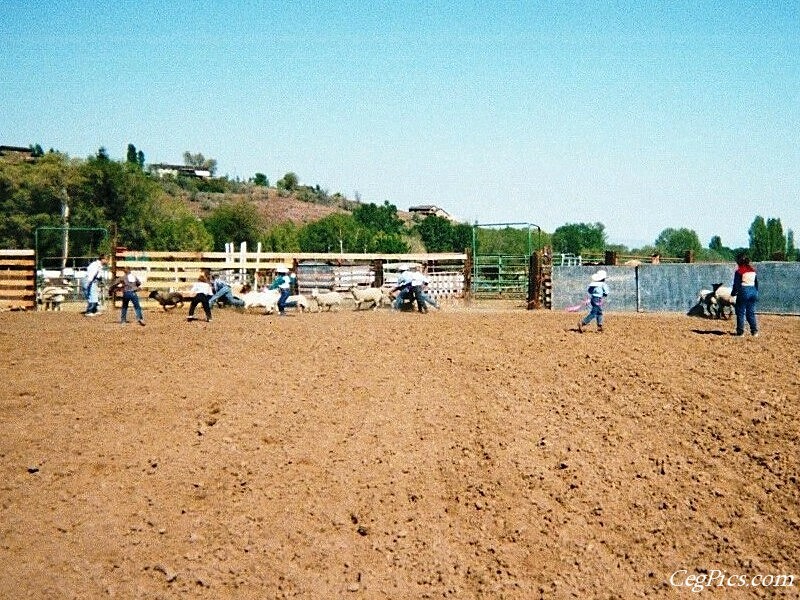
[{"x1": 578, "y1": 269, "x2": 609, "y2": 333}]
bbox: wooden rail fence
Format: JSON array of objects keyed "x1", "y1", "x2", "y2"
[{"x1": 0, "y1": 249, "x2": 35, "y2": 310}]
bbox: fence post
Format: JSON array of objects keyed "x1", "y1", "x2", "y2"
[
  {"x1": 373, "y1": 259, "x2": 384, "y2": 287},
  {"x1": 527, "y1": 252, "x2": 541, "y2": 309},
  {"x1": 464, "y1": 248, "x2": 473, "y2": 304}
]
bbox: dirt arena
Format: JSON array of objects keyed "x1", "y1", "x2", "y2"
[{"x1": 1, "y1": 305, "x2": 798, "y2": 599}]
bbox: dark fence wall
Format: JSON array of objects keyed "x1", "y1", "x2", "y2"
[{"x1": 552, "y1": 262, "x2": 800, "y2": 315}]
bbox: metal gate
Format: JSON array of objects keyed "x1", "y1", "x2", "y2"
[
  {"x1": 471, "y1": 222, "x2": 542, "y2": 301},
  {"x1": 471, "y1": 254, "x2": 530, "y2": 299},
  {"x1": 34, "y1": 226, "x2": 109, "y2": 310}
]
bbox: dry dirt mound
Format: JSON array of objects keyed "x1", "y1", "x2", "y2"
[{"x1": 0, "y1": 309, "x2": 797, "y2": 598}]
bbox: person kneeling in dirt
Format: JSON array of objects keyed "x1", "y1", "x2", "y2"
[
  {"x1": 208, "y1": 273, "x2": 244, "y2": 309},
  {"x1": 391, "y1": 269, "x2": 415, "y2": 311}
]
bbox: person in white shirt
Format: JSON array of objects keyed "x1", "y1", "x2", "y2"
[
  {"x1": 409, "y1": 269, "x2": 429, "y2": 313},
  {"x1": 391, "y1": 269, "x2": 414, "y2": 310},
  {"x1": 83, "y1": 253, "x2": 108, "y2": 316},
  {"x1": 187, "y1": 274, "x2": 213, "y2": 322}
]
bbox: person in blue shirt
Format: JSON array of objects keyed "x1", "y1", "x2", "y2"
[
  {"x1": 208, "y1": 273, "x2": 245, "y2": 308},
  {"x1": 578, "y1": 269, "x2": 609, "y2": 333},
  {"x1": 268, "y1": 266, "x2": 294, "y2": 316}
]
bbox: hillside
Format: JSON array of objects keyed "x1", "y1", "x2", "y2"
[{"x1": 177, "y1": 186, "x2": 415, "y2": 227}]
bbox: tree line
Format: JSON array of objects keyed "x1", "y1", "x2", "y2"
[{"x1": 1, "y1": 145, "x2": 796, "y2": 263}]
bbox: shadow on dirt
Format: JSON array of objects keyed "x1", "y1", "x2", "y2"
[{"x1": 691, "y1": 329, "x2": 731, "y2": 336}]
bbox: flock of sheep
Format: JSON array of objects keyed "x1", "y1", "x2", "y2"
[{"x1": 237, "y1": 286, "x2": 393, "y2": 314}]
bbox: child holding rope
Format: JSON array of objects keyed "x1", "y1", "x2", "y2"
[{"x1": 578, "y1": 269, "x2": 609, "y2": 333}]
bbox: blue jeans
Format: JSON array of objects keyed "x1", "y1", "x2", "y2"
[
  {"x1": 277, "y1": 288, "x2": 291, "y2": 313},
  {"x1": 581, "y1": 297, "x2": 604, "y2": 327},
  {"x1": 84, "y1": 281, "x2": 100, "y2": 313},
  {"x1": 209, "y1": 285, "x2": 244, "y2": 308},
  {"x1": 121, "y1": 291, "x2": 143, "y2": 322},
  {"x1": 735, "y1": 287, "x2": 758, "y2": 335},
  {"x1": 393, "y1": 287, "x2": 413, "y2": 309},
  {"x1": 412, "y1": 285, "x2": 427, "y2": 312}
]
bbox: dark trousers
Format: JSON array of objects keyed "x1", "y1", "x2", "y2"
[
  {"x1": 189, "y1": 293, "x2": 212, "y2": 320},
  {"x1": 412, "y1": 285, "x2": 427, "y2": 312}
]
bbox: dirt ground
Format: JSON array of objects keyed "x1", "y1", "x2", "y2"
[{"x1": 1, "y1": 304, "x2": 798, "y2": 599}]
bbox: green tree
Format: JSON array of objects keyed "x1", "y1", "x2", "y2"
[
  {"x1": 748, "y1": 216, "x2": 769, "y2": 261},
  {"x1": 147, "y1": 199, "x2": 213, "y2": 251},
  {"x1": 352, "y1": 201, "x2": 404, "y2": 235},
  {"x1": 654, "y1": 227, "x2": 702, "y2": 258},
  {"x1": 68, "y1": 148, "x2": 158, "y2": 252},
  {"x1": 787, "y1": 229, "x2": 797, "y2": 261},
  {"x1": 0, "y1": 151, "x2": 80, "y2": 252},
  {"x1": 551, "y1": 222, "x2": 606, "y2": 255},
  {"x1": 261, "y1": 222, "x2": 301, "y2": 252},
  {"x1": 203, "y1": 200, "x2": 264, "y2": 250},
  {"x1": 365, "y1": 231, "x2": 409, "y2": 253},
  {"x1": 277, "y1": 172, "x2": 298, "y2": 191},
  {"x1": 414, "y1": 215, "x2": 473, "y2": 253},
  {"x1": 766, "y1": 217, "x2": 786, "y2": 260},
  {"x1": 298, "y1": 213, "x2": 360, "y2": 252},
  {"x1": 709, "y1": 236, "x2": 723, "y2": 252},
  {"x1": 126, "y1": 144, "x2": 138, "y2": 166},
  {"x1": 416, "y1": 215, "x2": 454, "y2": 252},
  {"x1": 253, "y1": 173, "x2": 269, "y2": 187}
]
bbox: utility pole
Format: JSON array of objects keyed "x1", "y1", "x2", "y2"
[{"x1": 60, "y1": 188, "x2": 69, "y2": 272}]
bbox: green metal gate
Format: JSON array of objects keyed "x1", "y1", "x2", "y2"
[{"x1": 471, "y1": 222, "x2": 542, "y2": 300}]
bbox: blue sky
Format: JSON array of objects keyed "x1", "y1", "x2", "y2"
[{"x1": 2, "y1": 1, "x2": 798, "y2": 248}]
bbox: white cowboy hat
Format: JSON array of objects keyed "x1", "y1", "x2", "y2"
[
  {"x1": 275, "y1": 266, "x2": 289, "y2": 273},
  {"x1": 590, "y1": 269, "x2": 607, "y2": 282}
]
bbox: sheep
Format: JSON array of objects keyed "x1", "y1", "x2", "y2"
[
  {"x1": 241, "y1": 289, "x2": 280, "y2": 310},
  {"x1": 689, "y1": 284, "x2": 735, "y2": 319},
  {"x1": 692, "y1": 288, "x2": 717, "y2": 318},
  {"x1": 285, "y1": 294, "x2": 309, "y2": 312},
  {"x1": 40, "y1": 285, "x2": 71, "y2": 311},
  {"x1": 148, "y1": 290, "x2": 185, "y2": 311},
  {"x1": 710, "y1": 283, "x2": 735, "y2": 319},
  {"x1": 263, "y1": 293, "x2": 310, "y2": 314},
  {"x1": 350, "y1": 286, "x2": 387, "y2": 310},
  {"x1": 310, "y1": 289, "x2": 343, "y2": 312}
]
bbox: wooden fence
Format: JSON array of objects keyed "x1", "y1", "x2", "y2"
[
  {"x1": 0, "y1": 249, "x2": 36, "y2": 310},
  {"x1": 114, "y1": 249, "x2": 469, "y2": 302}
]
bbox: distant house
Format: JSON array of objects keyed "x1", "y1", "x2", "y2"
[
  {"x1": 408, "y1": 204, "x2": 455, "y2": 221},
  {"x1": 150, "y1": 163, "x2": 212, "y2": 179},
  {"x1": 0, "y1": 145, "x2": 35, "y2": 163}
]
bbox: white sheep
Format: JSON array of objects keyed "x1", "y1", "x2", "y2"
[
  {"x1": 350, "y1": 286, "x2": 386, "y2": 310},
  {"x1": 310, "y1": 289, "x2": 343, "y2": 312},
  {"x1": 241, "y1": 289, "x2": 280, "y2": 310},
  {"x1": 264, "y1": 293, "x2": 310, "y2": 314},
  {"x1": 697, "y1": 288, "x2": 716, "y2": 317},
  {"x1": 40, "y1": 285, "x2": 71, "y2": 311},
  {"x1": 710, "y1": 284, "x2": 735, "y2": 319}
]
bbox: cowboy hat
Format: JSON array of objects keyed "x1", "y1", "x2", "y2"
[{"x1": 590, "y1": 269, "x2": 607, "y2": 282}]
